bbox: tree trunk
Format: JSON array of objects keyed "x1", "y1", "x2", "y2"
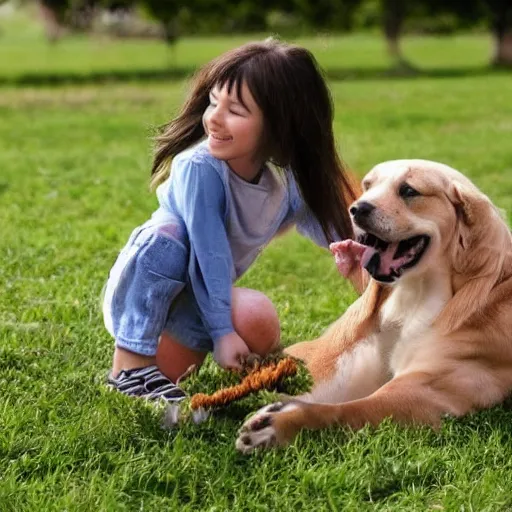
[
  {"x1": 381, "y1": 0, "x2": 411, "y2": 69},
  {"x1": 38, "y1": 1, "x2": 65, "y2": 43},
  {"x1": 494, "y1": 32, "x2": 512, "y2": 66},
  {"x1": 488, "y1": 0, "x2": 512, "y2": 66}
]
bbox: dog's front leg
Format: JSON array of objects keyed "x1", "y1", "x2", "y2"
[{"x1": 236, "y1": 371, "x2": 466, "y2": 453}]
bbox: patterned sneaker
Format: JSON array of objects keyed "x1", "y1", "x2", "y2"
[{"x1": 107, "y1": 365, "x2": 186, "y2": 402}]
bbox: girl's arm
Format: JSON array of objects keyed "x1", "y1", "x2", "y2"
[
  {"x1": 285, "y1": 177, "x2": 368, "y2": 294},
  {"x1": 171, "y1": 158, "x2": 236, "y2": 343}
]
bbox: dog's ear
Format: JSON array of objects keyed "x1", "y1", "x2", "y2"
[
  {"x1": 447, "y1": 181, "x2": 477, "y2": 227},
  {"x1": 447, "y1": 181, "x2": 487, "y2": 254},
  {"x1": 437, "y1": 181, "x2": 509, "y2": 333}
]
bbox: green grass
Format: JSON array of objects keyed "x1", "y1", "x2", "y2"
[
  {"x1": 1, "y1": 15, "x2": 512, "y2": 511},
  {"x1": 0, "y1": 30, "x2": 494, "y2": 80}
]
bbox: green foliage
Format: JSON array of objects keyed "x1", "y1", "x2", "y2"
[
  {"x1": 293, "y1": 0, "x2": 362, "y2": 31},
  {"x1": 0, "y1": 32, "x2": 512, "y2": 509},
  {"x1": 17, "y1": 0, "x2": 511, "y2": 43}
]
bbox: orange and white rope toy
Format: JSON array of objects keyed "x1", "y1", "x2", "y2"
[{"x1": 164, "y1": 357, "x2": 299, "y2": 426}]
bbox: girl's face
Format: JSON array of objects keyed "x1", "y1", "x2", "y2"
[{"x1": 203, "y1": 80, "x2": 265, "y2": 182}]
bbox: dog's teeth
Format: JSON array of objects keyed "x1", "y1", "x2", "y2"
[{"x1": 392, "y1": 268, "x2": 403, "y2": 278}]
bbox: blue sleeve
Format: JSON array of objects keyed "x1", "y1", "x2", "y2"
[
  {"x1": 284, "y1": 175, "x2": 344, "y2": 248},
  {"x1": 172, "y1": 158, "x2": 235, "y2": 343}
]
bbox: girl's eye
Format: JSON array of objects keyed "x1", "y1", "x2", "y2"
[
  {"x1": 399, "y1": 183, "x2": 421, "y2": 198},
  {"x1": 229, "y1": 109, "x2": 243, "y2": 116}
]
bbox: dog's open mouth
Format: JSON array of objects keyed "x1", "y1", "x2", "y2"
[{"x1": 358, "y1": 232, "x2": 431, "y2": 283}]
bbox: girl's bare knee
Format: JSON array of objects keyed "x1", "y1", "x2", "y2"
[
  {"x1": 232, "y1": 288, "x2": 281, "y2": 356},
  {"x1": 156, "y1": 332, "x2": 207, "y2": 383}
]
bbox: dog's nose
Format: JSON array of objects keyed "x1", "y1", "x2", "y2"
[{"x1": 350, "y1": 201, "x2": 375, "y2": 219}]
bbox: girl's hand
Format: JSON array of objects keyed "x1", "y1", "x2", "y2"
[
  {"x1": 213, "y1": 332, "x2": 251, "y2": 371},
  {"x1": 330, "y1": 240, "x2": 365, "y2": 278},
  {"x1": 330, "y1": 240, "x2": 369, "y2": 294}
]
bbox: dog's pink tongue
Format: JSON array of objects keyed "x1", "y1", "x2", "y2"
[
  {"x1": 360, "y1": 242, "x2": 400, "y2": 275},
  {"x1": 377, "y1": 242, "x2": 400, "y2": 274}
]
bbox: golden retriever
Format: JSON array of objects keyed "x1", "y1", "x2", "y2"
[{"x1": 236, "y1": 159, "x2": 512, "y2": 453}]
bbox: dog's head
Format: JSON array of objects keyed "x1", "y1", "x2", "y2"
[{"x1": 350, "y1": 159, "x2": 509, "y2": 286}]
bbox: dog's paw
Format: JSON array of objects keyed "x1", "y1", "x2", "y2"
[{"x1": 235, "y1": 402, "x2": 299, "y2": 454}]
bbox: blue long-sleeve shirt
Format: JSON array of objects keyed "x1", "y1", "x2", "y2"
[{"x1": 150, "y1": 141, "x2": 336, "y2": 344}]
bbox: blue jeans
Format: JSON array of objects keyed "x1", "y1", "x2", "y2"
[{"x1": 103, "y1": 213, "x2": 213, "y2": 356}]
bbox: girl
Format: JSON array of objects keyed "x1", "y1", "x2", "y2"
[{"x1": 104, "y1": 38, "x2": 361, "y2": 401}]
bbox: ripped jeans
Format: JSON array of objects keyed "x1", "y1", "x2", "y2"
[{"x1": 103, "y1": 210, "x2": 215, "y2": 356}]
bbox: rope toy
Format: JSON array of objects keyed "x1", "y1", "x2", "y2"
[
  {"x1": 163, "y1": 356, "x2": 302, "y2": 427},
  {"x1": 190, "y1": 357, "x2": 298, "y2": 410}
]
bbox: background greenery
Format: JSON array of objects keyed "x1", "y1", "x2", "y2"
[
  {"x1": 1, "y1": 15, "x2": 512, "y2": 511},
  {"x1": 19, "y1": 0, "x2": 508, "y2": 35}
]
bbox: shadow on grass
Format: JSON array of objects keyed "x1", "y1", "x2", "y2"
[{"x1": 1, "y1": 64, "x2": 510, "y2": 86}]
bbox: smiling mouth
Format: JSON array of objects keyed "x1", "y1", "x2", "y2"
[
  {"x1": 210, "y1": 133, "x2": 232, "y2": 142},
  {"x1": 357, "y1": 232, "x2": 431, "y2": 283}
]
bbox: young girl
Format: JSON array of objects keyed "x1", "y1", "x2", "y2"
[{"x1": 104, "y1": 38, "x2": 361, "y2": 401}]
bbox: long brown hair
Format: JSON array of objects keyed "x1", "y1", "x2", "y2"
[{"x1": 151, "y1": 38, "x2": 358, "y2": 241}]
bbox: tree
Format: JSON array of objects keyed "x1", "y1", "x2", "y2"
[
  {"x1": 37, "y1": 0, "x2": 68, "y2": 42},
  {"x1": 294, "y1": 0, "x2": 362, "y2": 31},
  {"x1": 36, "y1": 0, "x2": 133, "y2": 42},
  {"x1": 380, "y1": 0, "x2": 407, "y2": 68},
  {"x1": 380, "y1": 0, "x2": 512, "y2": 68},
  {"x1": 142, "y1": 0, "x2": 181, "y2": 44},
  {"x1": 487, "y1": 0, "x2": 512, "y2": 66}
]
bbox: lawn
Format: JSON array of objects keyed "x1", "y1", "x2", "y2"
[{"x1": 1, "y1": 12, "x2": 512, "y2": 511}]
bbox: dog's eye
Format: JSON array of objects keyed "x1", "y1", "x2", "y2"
[{"x1": 399, "y1": 183, "x2": 421, "y2": 199}]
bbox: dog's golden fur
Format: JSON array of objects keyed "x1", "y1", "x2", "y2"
[{"x1": 236, "y1": 159, "x2": 512, "y2": 453}]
